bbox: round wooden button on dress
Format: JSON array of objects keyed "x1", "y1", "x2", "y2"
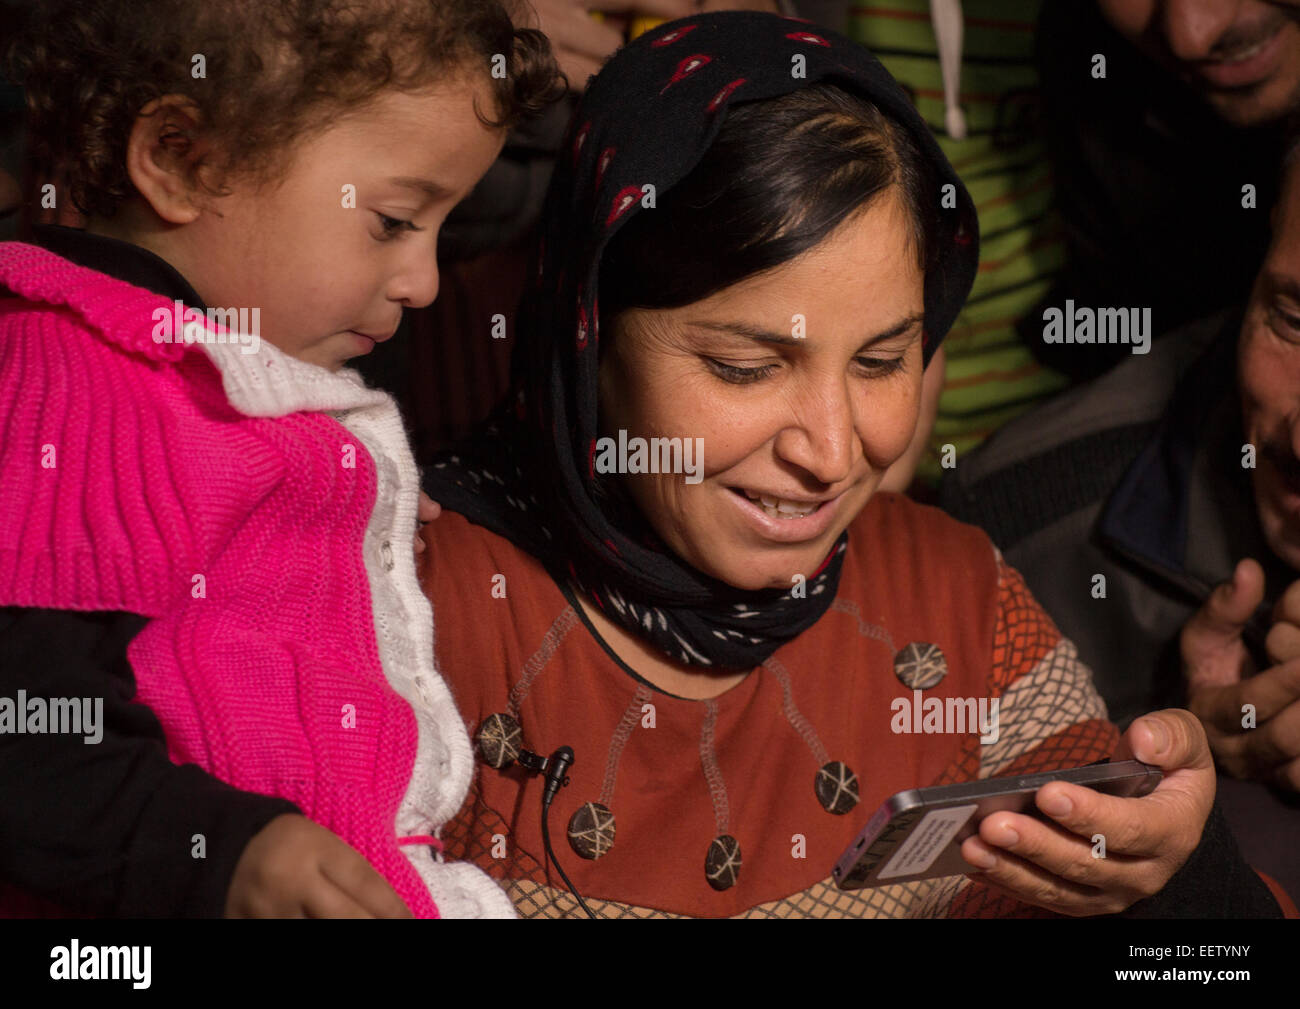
[
  {"x1": 705, "y1": 834, "x2": 742, "y2": 891},
  {"x1": 568, "y1": 801, "x2": 617, "y2": 860},
  {"x1": 814, "y1": 760, "x2": 860, "y2": 814},
  {"x1": 893, "y1": 641, "x2": 948, "y2": 690},
  {"x1": 476, "y1": 712, "x2": 523, "y2": 768}
]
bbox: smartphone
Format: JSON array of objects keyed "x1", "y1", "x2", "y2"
[{"x1": 832, "y1": 759, "x2": 1163, "y2": 890}]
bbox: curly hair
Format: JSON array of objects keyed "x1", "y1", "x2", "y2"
[{"x1": 8, "y1": 0, "x2": 564, "y2": 218}]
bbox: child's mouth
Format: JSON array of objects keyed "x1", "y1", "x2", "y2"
[{"x1": 347, "y1": 331, "x2": 377, "y2": 355}]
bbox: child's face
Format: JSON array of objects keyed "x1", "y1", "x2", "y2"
[{"x1": 166, "y1": 77, "x2": 506, "y2": 371}]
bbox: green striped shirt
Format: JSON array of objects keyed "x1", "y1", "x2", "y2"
[{"x1": 847, "y1": 0, "x2": 1066, "y2": 483}]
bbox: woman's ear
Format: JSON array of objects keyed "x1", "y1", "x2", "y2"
[{"x1": 123, "y1": 95, "x2": 213, "y2": 225}]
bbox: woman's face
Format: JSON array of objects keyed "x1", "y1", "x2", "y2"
[{"x1": 599, "y1": 189, "x2": 926, "y2": 591}]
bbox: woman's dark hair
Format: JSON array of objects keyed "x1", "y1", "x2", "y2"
[
  {"x1": 599, "y1": 82, "x2": 939, "y2": 325},
  {"x1": 7, "y1": 0, "x2": 564, "y2": 218}
]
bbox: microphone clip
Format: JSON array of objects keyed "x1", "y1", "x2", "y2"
[
  {"x1": 520, "y1": 745, "x2": 575, "y2": 809},
  {"x1": 515, "y1": 748, "x2": 553, "y2": 775}
]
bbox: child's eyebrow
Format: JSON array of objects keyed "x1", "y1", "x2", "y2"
[{"x1": 387, "y1": 176, "x2": 453, "y2": 200}]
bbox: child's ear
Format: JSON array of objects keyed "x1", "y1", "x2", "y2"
[{"x1": 124, "y1": 95, "x2": 214, "y2": 224}]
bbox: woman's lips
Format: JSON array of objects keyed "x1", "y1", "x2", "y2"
[
  {"x1": 1190, "y1": 25, "x2": 1287, "y2": 90},
  {"x1": 727, "y1": 486, "x2": 844, "y2": 543}
]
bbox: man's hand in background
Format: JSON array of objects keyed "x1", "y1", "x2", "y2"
[
  {"x1": 1181, "y1": 558, "x2": 1300, "y2": 789},
  {"x1": 522, "y1": 0, "x2": 696, "y2": 92}
]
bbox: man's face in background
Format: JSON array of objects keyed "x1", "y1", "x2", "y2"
[
  {"x1": 1098, "y1": 0, "x2": 1300, "y2": 127},
  {"x1": 1240, "y1": 156, "x2": 1300, "y2": 571}
]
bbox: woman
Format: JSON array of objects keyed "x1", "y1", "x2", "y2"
[{"x1": 420, "y1": 11, "x2": 1275, "y2": 917}]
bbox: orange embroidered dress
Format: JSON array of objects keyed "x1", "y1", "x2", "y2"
[{"x1": 422, "y1": 492, "x2": 1118, "y2": 918}]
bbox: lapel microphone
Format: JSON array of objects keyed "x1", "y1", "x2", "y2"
[
  {"x1": 477, "y1": 715, "x2": 596, "y2": 919},
  {"x1": 517, "y1": 745, "x2": 575, "y2": 810}
]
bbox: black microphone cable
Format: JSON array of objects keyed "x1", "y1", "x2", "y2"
[{"x1": 520, "y1": 745, "x2": 597, "y2": 919}]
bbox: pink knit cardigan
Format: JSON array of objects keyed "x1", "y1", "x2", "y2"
[{"x1": 0, "y1": 243, "x2": 438, "y2": 918}]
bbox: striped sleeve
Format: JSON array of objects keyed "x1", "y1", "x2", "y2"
[
  {"x1": 945, "y1": 551, "x2": 1119, "y2": 918},
  {"x1": 978, "y1": 554, "x2": 1117, "y2": 779}
]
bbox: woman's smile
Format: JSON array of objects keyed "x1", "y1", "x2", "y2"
[{"x1": 726, "y1": 484, "x2": 847, "y2": 543}]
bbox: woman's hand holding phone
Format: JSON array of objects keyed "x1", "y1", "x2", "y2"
[{"x1": 960, "y1": 709, "x2": 1215, "y2": 916}]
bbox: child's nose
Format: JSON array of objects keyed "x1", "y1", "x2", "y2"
[{"x1": 391, "y1": 253, "x2": 440, "y2": 308}]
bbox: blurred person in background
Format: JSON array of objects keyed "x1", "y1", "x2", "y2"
[
  {"x1": 1033, "y1": 0, "x2": 1298, "y2": 381},
  {"x1": 944, "y1": 134, "x2": 1300, "y2": 902}
]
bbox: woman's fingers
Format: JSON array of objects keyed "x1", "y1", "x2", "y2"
[
  {"x1": 962, "y1": 838, "x2": 1122, "y2": 915},
  {"x1": 1029, "y1": 781, "x2": 1166, "y2": 859},
  {"x1": 965, "y1": 808, "x2": 1139, "y2": 890}
]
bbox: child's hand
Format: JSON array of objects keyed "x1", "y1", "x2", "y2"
[
  {"x1": 225, "y1": 813, "x2": 414, "y2": 918},
  {"x1": 414, "y1": 491, "x2": 441, "y2": 556}
]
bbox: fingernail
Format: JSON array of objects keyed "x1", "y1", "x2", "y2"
[
  {"x1": 989, "y1": 823, "x2": 1019, "y2": 847},
  {"x1": 967, "y1": 845, "x2": 997, "y2": 870},
  {"x1": 1040, "y1": 793, "x2": 1071, "y2": 817},
  {"x1": 1143, "y1": 719, "x2": 1169, "y2": 755}
]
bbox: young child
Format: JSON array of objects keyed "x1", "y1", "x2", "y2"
[{"x1": 0, "y1": 0, "x2": 560, "y2": 918}]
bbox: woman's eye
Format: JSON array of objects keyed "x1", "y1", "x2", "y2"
[
  {"x1": 375, "y1": 213, "x2": 418, "y2": 239},
  {"x1": 705, "y1": 358, "x2": 778, "y2": 384},
  {"x1": 854, "y1": 356, "x2": 906, "y2": 376},
  {"x1": 704, "y1": 356, "x2": 906, "y2": 384}
]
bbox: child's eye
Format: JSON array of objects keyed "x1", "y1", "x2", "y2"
[
  {"x1": 375, "y1": 212, "x2": 419, "y2": 239},
  {"x1": 705, "y1": 358, "x2": 778, "y2": 384}
]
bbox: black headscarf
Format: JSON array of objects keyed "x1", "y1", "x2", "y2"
[{"x1": 425, "y1": 11, "x2": 978, "y2": 669}]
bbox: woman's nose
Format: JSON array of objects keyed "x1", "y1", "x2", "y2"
[
  {"x1": 772, "y1": 377, "x2": 856, "y2": 487},
  {"x1": 1161, "y1": 0, "x2": 1243, "y2": 62}
]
